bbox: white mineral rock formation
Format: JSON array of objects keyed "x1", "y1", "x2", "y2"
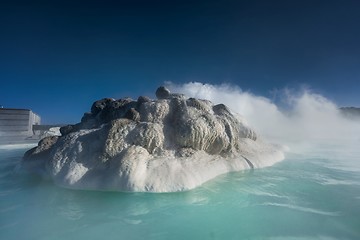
[{"x1": 22, "y1": 87, "x2": 284, "y2": 192}]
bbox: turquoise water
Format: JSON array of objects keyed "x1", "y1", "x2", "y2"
[{"x1": 1, "y1": 145, "x2": 359, "y2": 240}]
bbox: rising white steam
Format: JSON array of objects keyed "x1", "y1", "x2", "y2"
[{"x1": 167, "y1": 82, "x2": 360, "y2": 154}]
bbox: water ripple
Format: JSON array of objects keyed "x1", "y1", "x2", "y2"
[
  {"x1": 0, "y1": 221, "x2": 18, "y2": 230},
  {"x1": 0, "y1": 204, "x2": 23, "y2": 213},
  {"x1": 260, "y1": 202, "x2": 340, "y2": 216},
  {"x1": 0, "y1": 188, "x2": 22, "y2": 197}
]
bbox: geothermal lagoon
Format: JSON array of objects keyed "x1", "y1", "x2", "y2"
[
  {"x1": 1, "y1": 85, "x2": 360, "y2": 239},
  {"x1": 1, "y1": 144, "x2": 360, "y2": 239}
]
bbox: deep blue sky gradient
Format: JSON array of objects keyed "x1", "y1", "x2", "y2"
[{"x1": 1, "y1": 0, "x2": 360, "y2": 123}]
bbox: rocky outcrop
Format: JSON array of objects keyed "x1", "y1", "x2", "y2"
[
  {"x1": 22, "y1": 87, "x2": 284, "y2": 192},
  {"x1": 340, "y1": 107, "x2": 360, "y2": 119}
]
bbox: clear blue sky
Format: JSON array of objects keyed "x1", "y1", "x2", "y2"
[{"x1": 1, "y1": 0, "x2": 359, "y2": 124}]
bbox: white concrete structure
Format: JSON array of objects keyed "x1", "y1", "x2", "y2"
[{"x1": 0, "y1": 108, "x2": 41, "y2": 143}]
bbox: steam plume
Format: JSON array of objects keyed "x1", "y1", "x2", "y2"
[{"x1": 168, "y1": 82, "x2": 360, "y2": 155}]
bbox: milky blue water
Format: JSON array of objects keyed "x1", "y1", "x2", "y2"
[{"x1": 1, "y1": 144, "x2": 359, "y2": 240}]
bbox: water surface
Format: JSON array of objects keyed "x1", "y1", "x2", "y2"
[{"x1": 1, "y1": 145, "x2": 359, "y2": 240}]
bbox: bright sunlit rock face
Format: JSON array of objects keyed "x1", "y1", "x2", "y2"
[{"x1": 22, "y1": 87, "x2": 284, "y2": 192}]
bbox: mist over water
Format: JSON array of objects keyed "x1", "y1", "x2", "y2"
[{"x1": 1, "y1": 82, "x2": 360, "y2": 239}]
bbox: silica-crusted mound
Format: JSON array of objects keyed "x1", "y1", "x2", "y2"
[{"x1": 22, "y1": 87, "x2": 284, "y2": 192}]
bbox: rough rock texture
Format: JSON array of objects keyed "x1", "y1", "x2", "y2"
[{"x1": 22, "y1": 87, "x2": 284, "y2": 192}]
